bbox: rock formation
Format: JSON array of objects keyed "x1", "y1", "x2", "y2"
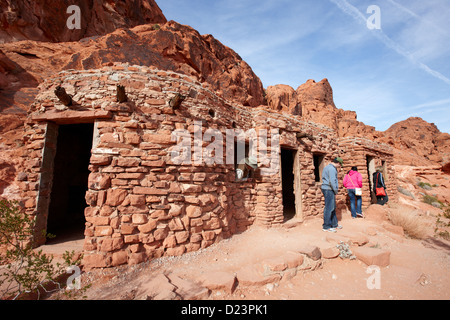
[
  {"x1": 0, "y1": 2, "x2": 265, "y2": 200},
  {"x1": 0, "y1": 21, "x2": 265, "y2": 113},
  {"x1": 0, "y1": 0, "x2": 167, "y2": 43},
  {"x1": 381, "y1": 117, "x2": 450, "y2": 167},
  {"x1": 266, "y1": 79, "x2": 379, "y2": 139},
  {"x1": 266, "y1": 80, "x2": 450, "y2": 168},
  {"x1": 0, "y1": 0, "x2": 448, "y2": 202},
  {"x1": 266, "y1": 84, "x2": 298, "y2": 113},
  {"x1": 443, "y1": 162, "x2": 450, "y2": 174}
]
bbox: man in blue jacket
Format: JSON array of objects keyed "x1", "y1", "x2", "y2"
[{"x1": 321, "y1": 157, "x2": 344, "y2": 232}]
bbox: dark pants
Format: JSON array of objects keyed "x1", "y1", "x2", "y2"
[
  {"x1": 374, "y1": 187, "x2": 389, "y2": 205},
  {"x1": 348, "y1": 189, "x2": 362, "y2": 218},
  {"x1": 322, "y1": 189, "x2": 338, "y2": 229},
  {"x1": 376, "y1": 194, "x2": 389, "y2": 205}
]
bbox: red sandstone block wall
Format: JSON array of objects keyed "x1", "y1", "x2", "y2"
[{"x1": 17, "y1": 64, "x2": 395, "y2": 269}]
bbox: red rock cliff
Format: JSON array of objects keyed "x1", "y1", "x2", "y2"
[
  {"x1": 266, "y1": 79, "x2": 369, "y2": 136},
  {"x1": 381, "y1": 117, "x2": 450, "y2": 166},
  {"x1": 0, "y1": 0, "x2": 167, "y2": 43},
  {"x1": 0, "y1": 20, "x2": 265, "y2": 114},
  {"x1": 266, "y1": 80, "x2": 449, "y2": 168}
]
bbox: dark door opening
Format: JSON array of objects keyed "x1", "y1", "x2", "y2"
[
  {"x1": 313, "y1": 153, "x2": 325, "y2": 183},
  {"x1": 281, "y1": 148, "x2": 296, "y2": 221},
  {"x1": 366, "y1": 156, "x2": 376, "y2": 204},
  {"x1": 47, "y1": 123, "x2": 93, "y2": 243}
]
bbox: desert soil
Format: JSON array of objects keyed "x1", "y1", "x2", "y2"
[{"x1": 46, "y1": 204, "x2": 450, "y2": 301}]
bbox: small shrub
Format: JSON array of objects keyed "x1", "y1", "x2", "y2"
[
  {"x1": 0, "y1": 200, "x2": 82, "y2": 300},
  {"x1": 387, "y1": 206, "x2": 428, "y2": 239},
  {"x1": 397, "y1": 186, "x2": 415, "y2": 199},
  {"x1": 435, "y1": 230, "x2": 450, "y2": 241},
  {"x1": 418, "y1": 181, "x2": 432, "y2": 190},
  {"x1": 435, "y1": 213, "x2": 450, "y2": 241},
  {"x1": 444, "y1": 207, "x2": 450, "y2": 220},
  {"x1": 422, "y1": 194, "x2": 443, "y2": 208}
]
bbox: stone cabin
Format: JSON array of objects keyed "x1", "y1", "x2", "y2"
[{"x1": 18, "y1": 64, "x2": 397, "y2": 269}]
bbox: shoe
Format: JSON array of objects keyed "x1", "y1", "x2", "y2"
[
  {"x1": 356, "y1": 213, "x2": 364, "y2": 218},
  {"x1": 335, "y1": 225, "x2": 343, "y2": 229},
  {"x1": 322, "y1": 228, "x2": 337, "y2": 233}
]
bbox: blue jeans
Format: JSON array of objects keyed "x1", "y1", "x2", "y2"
[
  {"x1": 348, "y1": 189, "x2": 362, "y2": 218},
  {"x1": 322, "y1": 189, "x2": 338, "y2": 229}
]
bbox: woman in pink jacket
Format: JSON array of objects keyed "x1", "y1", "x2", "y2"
[{"x1": 343, "y1": 166, "x2": 363, "y2": 218}]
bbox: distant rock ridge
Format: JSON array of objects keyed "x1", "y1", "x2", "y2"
[
  {"x1": 266, "y1": 81, "x2": 450, "y2": 168},
  {"x1": 382, "y1": 117, "x2": 450, "y2": 167},
  {"x1": 266, "y1": 79, "x2": 374, "y2": 138}
]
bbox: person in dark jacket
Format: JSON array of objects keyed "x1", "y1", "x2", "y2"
[{"x1": 373, "y1": 166, "x2": 388, "y2": 205}]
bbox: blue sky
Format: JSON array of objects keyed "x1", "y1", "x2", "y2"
[{"x1": 157, "y1": 0, "x2": 450, "y2": 133}]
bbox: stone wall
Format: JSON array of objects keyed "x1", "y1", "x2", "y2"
[
  {"x1": 250, "y1": 109, "x2": 340, "y2": 221},
  {"x1": 18, "y1": 63, "x2": 395, "y2": 269},
  {"x1": 339, "y1": 137, "x2": 397, "y2": 208}
]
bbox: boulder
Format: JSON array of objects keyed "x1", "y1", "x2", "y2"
[
  {"x1": 261, "y1": 256, "x2": 288, "y2": 272},
  {"x1": 337, "y1": 231, "x2": 369, "y2": 246},
  {"x1": 266, "y1": 84, "x2": 298, "y2": 113},
  {"x1": 352, "y1": 247, "x2": 391, "y2": 267},
  {"x1": 281, "y1": 251, "x2": 304, "y2": 269},
  {"x1": 443, "y1": 162, "x2": 450, "y2": 174},
  {"x1": 296, "y1": 244, "x2": 322, "y2": 261},
  {"x1": 199, "y1": 271, "x2": 237, "y2": 293},
  {"x1": 321, "y1": 246, "x2": 340, "y2": 259},
  {"x1": 364, "y1": 204, "x2": 390, "y2": 223},
  {"x1": 0, "y1": 20, "x2": 265, "y2": 115}
]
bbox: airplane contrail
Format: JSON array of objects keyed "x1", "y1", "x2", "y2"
[
  {"x1": 386, "y1": 0, "x2": 448, "y2": 36},
  {"x1": 329, "y1": 0, "x2": 450, "y2": 86}
]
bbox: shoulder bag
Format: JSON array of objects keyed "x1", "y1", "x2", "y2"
[
  {"x1": 348, "y1": 174, "x2": 362, "y2": 196},
  {"x1": 375, "y1": 173, "x2": 386, "y2": 197}
]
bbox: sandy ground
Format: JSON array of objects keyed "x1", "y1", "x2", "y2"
[
  {"x1": 52, "y1": 207, "x2": 449, "y2": 301},
  {"x1": 7, "y1": 165, "x2": 449, "y2": 301}
]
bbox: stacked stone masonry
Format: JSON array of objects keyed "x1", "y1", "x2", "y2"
[{"x1": 18, "y1": 64, "x2": 397, "y2": 269}]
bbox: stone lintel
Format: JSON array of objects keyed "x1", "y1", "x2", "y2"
[{"x1": 32, "y1": 110, "x2": 111, "y2": 124}]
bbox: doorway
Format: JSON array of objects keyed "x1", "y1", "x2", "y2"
[
  {"x1": 280, "y1": 148, "x2": 302, "y2": 221},
  {"x1": 46, "y1": 123, "x2": 93, "y2": 243},
  {"x1": 313, "y1": 153, "x2": 325, "y2": 183},
  {"x1": 366, "y1": 156, "x2": 376, "y2": 204}
]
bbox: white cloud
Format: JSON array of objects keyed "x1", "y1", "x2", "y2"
[
  {"x1": 213, "y1": 1, "x2": 329, "y2": 58},
  {"x1": 410, "y1": 98, "x2": 450, "y2": 111},
  {"x1": 386, "y1": 1, "x2": 450, "y2": 68},
  {"x1": 386, "y1": 0, "x2": 448, "y2": 36}
]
